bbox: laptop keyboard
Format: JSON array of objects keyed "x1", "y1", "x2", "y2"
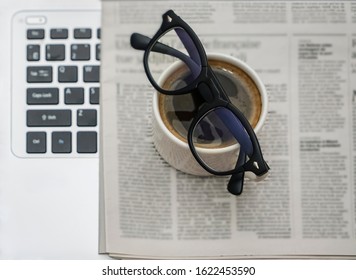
[{"x1": 12, "y1": 11, "x2": 101, "y2": 157}]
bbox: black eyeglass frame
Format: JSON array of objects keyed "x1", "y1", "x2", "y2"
[{"x1": 141, "y1": 10, "x2": 269, "y2": 179}]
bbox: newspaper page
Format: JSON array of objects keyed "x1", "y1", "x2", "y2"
[{"x1": 100, "y1": 0, "x2": 356, "y2": 258}]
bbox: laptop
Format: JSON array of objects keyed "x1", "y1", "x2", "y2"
[{"x1": 0, "y1": 0, "x2": 104, "y2": 259}]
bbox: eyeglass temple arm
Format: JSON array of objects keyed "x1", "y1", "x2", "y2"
[
  {"x1": 174, "y1": 28, "x2": 201, "y2": 66},
  {"x1": 213, "y1": 107, "x2": 253, "y2": 156},
  {"x1": 221, "y1": 108, "x2": 269, "y2": 177},
  {"x1": 130, "y1": 33, "x2": 200, "y2": 75},
  {"x1": 227, "y1": 151, "x2": 246, "y2": 195},
  {"x1": 214, "y1": 109, "x2": 251, "y2": 191}
]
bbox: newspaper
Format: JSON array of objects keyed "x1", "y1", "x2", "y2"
[{"x1": 100, "y1": 0, "x2": 356, "y2": 258}]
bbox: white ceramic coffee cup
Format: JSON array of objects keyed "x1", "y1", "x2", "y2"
[{"x1": 152, "y1": 53, "x2": 268, "y2": 176}]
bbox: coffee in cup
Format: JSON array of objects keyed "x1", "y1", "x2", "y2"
[
  {"x1": 158, "y1": 58, "x2": 262, "y2": 148},
  {"x1": 152, "y1": 53, "x2": 268, "y2": 176}
]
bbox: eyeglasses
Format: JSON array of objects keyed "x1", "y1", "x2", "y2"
[{"x1": 130, "y1": 10, "x2": 269, "y2": 195}]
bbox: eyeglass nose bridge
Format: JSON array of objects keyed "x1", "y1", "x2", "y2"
[{"x1": 197, "y1": 82, "x2": 214, "y2": 103}]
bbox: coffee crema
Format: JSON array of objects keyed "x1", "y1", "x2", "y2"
[{"x1": 158, "y1": 59, "x2": 262, "y2": 148}]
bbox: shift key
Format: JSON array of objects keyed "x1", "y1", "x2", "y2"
[{"x1": 27, "y1": 110, "x2": 71, "y2": 127}]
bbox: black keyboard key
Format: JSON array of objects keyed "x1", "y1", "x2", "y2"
[
  {"x1": 27, "y1": 66, "x2": 52, "y2": 83},
  {"x1": 27, "y1": 45, "x2": 40, "y2": 61},
  {"x1": 27, "y1": 29, "x2": 44, "y2": 39},
  {"x1": 83, "y1": 65, "x2": 99, "y2": 82},
  {"x1": 50, "y1": 28, "x2": 68, "y2": 39},
  {"x1": 27, "y1": 110, "x2": 71, "y2": 127},
  {"x1": 52, "y1": 132, "x2": 72, "y2": 153},
  {"x1": 96, "y1": 44, "x2": 101, "y2": 61},
  {"x1": 27, "y1": 88, "x2": 59, "y2": 105},
  {"x1": 58, "y1": 66, "x2": 78, "y2": 83},
  {"x1": 77, "y1": 109, "x2": 97, "y2": 127},
  {"x1": 71, "y1": 44, "x2": 90, "y2": 60},
  {"x1": 64, "y1": 87, "x2": 84, "y2": 104},
  {"x1": 46, "y1": 44, "x2": 65, "y2": 61},
  {"x1": 77, "y1": 131, "x2": 97, "y2": 153},
  {"x1": 27, "y1": 132, "x2": 46, "y2": 153},
  {"x1": 89, "y1": 87, "x2": 99, "y2": 104},
  {"x1": 74, "y1": 28, "x2": 92, "y2": 39}
]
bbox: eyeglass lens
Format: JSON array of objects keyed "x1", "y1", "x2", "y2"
[
  {"x1": 147, "y1": 27, "x2": 202, "y2": 91},
  {"x1": 192, "y1": 107, "x2": 250, "y2": 173}
]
